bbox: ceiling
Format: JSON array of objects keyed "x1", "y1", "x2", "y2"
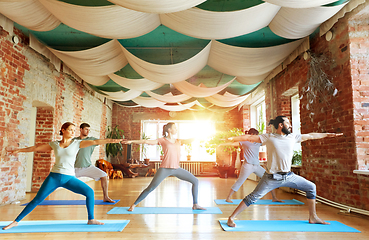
[{"x1": 0, "y1": 0, "x2": 349, "y2": 112}]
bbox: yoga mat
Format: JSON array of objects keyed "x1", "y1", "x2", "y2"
[
  {"x1": 0, "y1": 220, "x2": 129, "y2": 233},
  {"x1": 21, "y1": 199, "x2": 120, "y2": 206},
  {"x1": 219, "y1": 220, "x2": 360, "y2": 232},
  {"x1": 107, "y1": 207, "x2": 222, "y2": 214},
  {"x1": 214, "y1": 199, "x2": 304, "y2": 205}
]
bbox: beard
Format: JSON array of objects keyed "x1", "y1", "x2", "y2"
[{"x1": 282, "y1": 126, "x2": 291, "y2": 135}]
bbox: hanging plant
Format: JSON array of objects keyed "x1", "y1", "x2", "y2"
[{"x1": 301, "y1": 53, "x2": 338, "y2": 116}]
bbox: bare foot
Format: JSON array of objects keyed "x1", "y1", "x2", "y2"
[
  {"x1": 2, "y1": 221, "x2": 18, "y2": 230},
  {"x1": 227, "y1": 217, "x2": 236, "y2": 227},
  {"x1": 103, "y1": 197, "x2": 115, "y2": 203},
  {"x1": 87, "y1": 219, "x2": 104, "y2": 225},
  {"x1": 309, "y1": 217, "x2": 330, "y2": 225},
  {"x1": 272, "y1": 198, "x2": 285, "y2": 203},
  {"x1": 225, "y1": 198, "x2": 233, "y2": 203},
  {"x1": 192, "y1": 204, "x2": 206, "y2": 210},
  {"x1": 128, "y1": 204, "x2": 136, "y2": 211}
]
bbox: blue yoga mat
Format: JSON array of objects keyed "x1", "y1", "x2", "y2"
[
  {"x1": 219, "y1": 220, "x2": 360, "y2": 232},
  {"x1": 107, "y1": 207, "x2": 222, "y2": 214},
  {"x1": 21, "y1": 199, "x2": 120, "y2": 206},
  {"x1": 0, "y1": 220, "x2": 129, "y2": 233},
  {"x1": 214, "y1": 199, "x2": 304, "y2": 205}
]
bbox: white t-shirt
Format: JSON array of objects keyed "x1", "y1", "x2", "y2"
[
  {"x1": 239, "y1": 141, "x2": 262, "y2": 165},
  {"x1": 259, "y1": 133, "x2": 302, "y2": 174},
  {"x1": 49, "y1": 139, "x2": 82, "y2": 176}
]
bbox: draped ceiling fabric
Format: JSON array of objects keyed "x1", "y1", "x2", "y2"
[{"x1": 0, "y1": 0, "x2": 353, "y2": 112}]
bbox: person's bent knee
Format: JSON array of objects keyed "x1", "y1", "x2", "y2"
[
  {"x1": 305, "y1": 182, "x2": 316, "y2": 199},
  {"x1": 242, "y1": 196, "x2": 255, "y2": 207}
]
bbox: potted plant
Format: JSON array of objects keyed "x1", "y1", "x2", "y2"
[
  {"x1": 141, "y1": 133, "x2": 151, "y2": 165},
  {"x1": 105, "y1": 125, "x2": 124, "y2": 164},
  {"x1": 201, "y1": 128, "x2": 243, "y2": 178},
  {"x1": 185, "y1": 143, "x2": 192, "y2": 161}
]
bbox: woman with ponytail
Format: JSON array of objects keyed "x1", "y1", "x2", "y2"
[
  {"x1": 124, "y1": 122, "x2": 205, "y2": 211},
  {"x1": 3, "y1": 122, "x2": 125, "y2": 230}
]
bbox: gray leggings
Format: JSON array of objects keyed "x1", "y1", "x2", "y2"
[{"x1": 134, "y1": 167, "x2": 199, "y2": 205}]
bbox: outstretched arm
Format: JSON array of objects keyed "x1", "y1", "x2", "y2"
[
  {"x1": 228, "y1": 135, "x2": 262, "y2": 143},
  {"x1": 123, "y1": 139, "x2": 159, "y2": 145},
  {"x1": 218, "y1": 142, "x2": 240, "y2": 147},
  {"x1": 80, "y1": 139, "x2": 124, "y2": 148},
  {"x1": 301, "y1": 133, "x2": 343, "y2": 142},
  {"x1": 7, "y1": 144, "x2": 52, "y2": 155},
  {"x1": 180, "y1": 138, "x2": 195, "y2": 145}
]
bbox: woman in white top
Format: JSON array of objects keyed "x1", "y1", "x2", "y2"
[{"x1": 3, "y1": 122, "x2": 124, "y2": 230}]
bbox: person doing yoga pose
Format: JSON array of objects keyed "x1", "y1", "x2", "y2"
[
  {"x1": 3, "y1": 122, "x2": 124, "y2": 230},
  {"x1": 222, "y1": 128, "x2": 283, "y2": 203},
  {"x1": 123, "y1": 122, "x2": 205, "y2": 211},
  {"x1": 74, "y1": 123, "x2": 115, "y2": 203},
  {"x1": 226, "y1": 116, "x2": 343, "y2": 227}
]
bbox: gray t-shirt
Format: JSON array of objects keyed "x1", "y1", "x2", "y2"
[
  {"x1": 49, "y1": 139, "x2": 82, "y2": 176},
  {"x1": 259, "y1": 133, "x2": 302, "y2": 174},
  {"x1": 239, "y1": 141, "x2": 262, "y2": 165},
  {"x1": 74, "y1": 136, "x2": 98, "y2": 168}
]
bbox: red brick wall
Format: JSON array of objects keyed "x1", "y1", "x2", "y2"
[
  {"x1": 0, "y1": 27, "x2": 28, "y2": 203},
  {"x1": 266, "y1": 12, "x2": 369, "y2": 210},
  {"x1": 1, "y1": 26, "x2": 113, "y2": 203},
  {"x1": 242, "y1": 106, "x2": 250, "y2": 131},
  {"x1": 112, "y1": 104, "x2": 243, "y2": 160},
  {"x1": 32, "y1": 107, "x2": 54, "y2": 191},
  {"x1": 99, "y1": 103, "x2": 108, "y2": 159}
]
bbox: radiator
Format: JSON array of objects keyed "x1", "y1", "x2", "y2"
[{"x1": 154, "y1": 162, "x2": 202, "y2": 175}]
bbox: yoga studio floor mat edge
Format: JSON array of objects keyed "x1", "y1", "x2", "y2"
[
  {"x1": 0, "y1": 220, "x2": 130, "y2": 233},
  {"x1": 218, "y1": 220, "x2": 360, "y2": 232},
  {"x1": 107, "y1": 207, "x2": 222, "y2": 214},
  {"x1": 21, "y1": 199, "x2": 120, "y2": 206}
]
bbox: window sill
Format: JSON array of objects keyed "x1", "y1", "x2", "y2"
[{"x1": 353, "y1": 170, "x2": 369, "y2": 175}]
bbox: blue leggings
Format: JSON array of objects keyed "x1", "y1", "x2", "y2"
[{"x1": 15, "y1": 172, "x2": 95, "y2": 222}]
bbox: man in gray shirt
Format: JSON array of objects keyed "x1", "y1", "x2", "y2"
[
  {"x1": 75, "y1": 123, "x2": 115, "y2": 203},
  {"x1": 226, "y1": 116, "x2": 342, "y2": 227}
]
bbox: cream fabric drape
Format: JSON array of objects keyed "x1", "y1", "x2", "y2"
[
  {"x1": 38, "y1": 0, "x2": 160, "y2": 39},
  {"x1": 160, "y1": 3, "x2": 281, "y2": 40},
  {"x1": 172, "y1": 79, "x2": 234, "y2": 98},
  {"x1": 132, "y1": 96, "x2": 166, "y2": 108},
  {"x1": 208, "y1": 39, "x2": 304, "y2": 78},
  {"x1": 269, "y1": 4, "x2": 348, "y2": 39},
  {"x1": 48, "y1": 40, "x2": 127, "y2": 77},
  {"x1": 100, "y1": 90, "x2": 143, "y2": 101},
  {"x1": 205, "y1": 92, "x2": 250, "y2": 107},
  {"x1": 145, "y1": 91, "x2": 192, "y2": 103},
  {"x1": 0, "y1": 0, "x2": 353, "y2": 111},
  {"x1": 120, "y1": 42, "x2": 211, "y2": 83},
  {"x1": 0, "y1": 0, "x2": 60, "y2": 31},
  {"x1": 108, "y1": 74, "x2": 164, "y2": 91},
  {"x1": 159, "y1": 100, "x2": 202, "y2": 111},
  {"x1": 108, "y1": 0, "x2": 206, "y2": 13}
]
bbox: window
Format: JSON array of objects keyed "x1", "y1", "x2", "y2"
[
  {"x1": 291, "y1": 94, "x2": 301, "y2": 151},
  {"x1": 142, "y1": 120, "x2": 216, "y2": 161},
  {"x1": 251, "y1": 97, "x2": 266, "y2": 152}
]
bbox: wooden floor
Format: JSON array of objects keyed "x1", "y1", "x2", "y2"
[{"x1": 0, "y1": 176, "x2": 368, "y2": 239}]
